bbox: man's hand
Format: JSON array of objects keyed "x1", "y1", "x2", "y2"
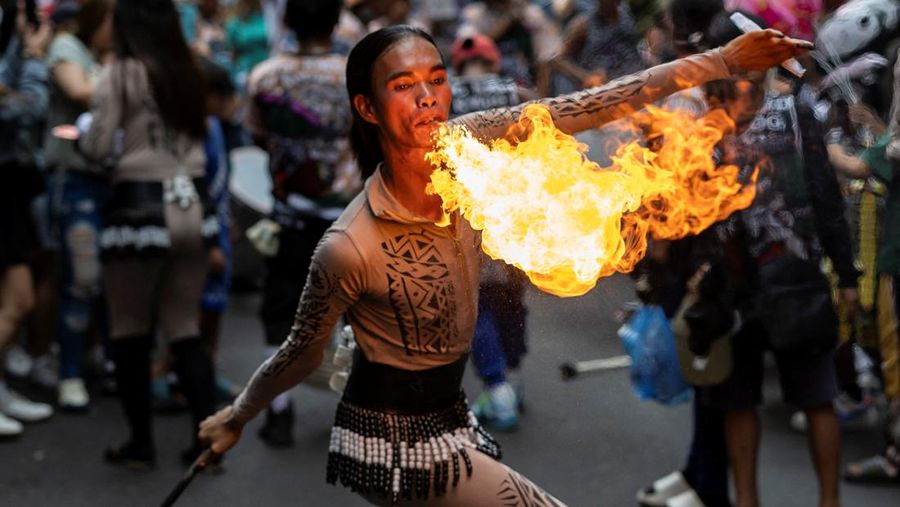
[
  {"x1": 721, "y1": 30, "x2": 813, "y2": 74},
  {"x1": 838, "y1": 287, "x2": 861, "y2": 322},
  {"x1": 198, "y1": 405, "x2": 244, "y2": 456}
]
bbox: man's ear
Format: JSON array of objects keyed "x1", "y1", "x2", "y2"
[{"x1": 353, "y1": 95, "x2": 379, "y2": 126}]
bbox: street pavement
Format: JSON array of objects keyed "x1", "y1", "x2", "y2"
[{"x1": 2, "y1": 274, "x2": 898, "y2": 506}]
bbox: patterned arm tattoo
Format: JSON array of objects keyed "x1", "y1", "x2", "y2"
[
  {"x1": 498, "y1": 470, "x2": 567, "y2": 507},
  {"x1": 231, "y1": 234, "x2": 362, "y2": 425},
  {"x1": 451, "y1": 49, "x2": 732, "y2": 141},
  {"x1": 262, "y1": 261, "x2": 342, "y2": 377}
]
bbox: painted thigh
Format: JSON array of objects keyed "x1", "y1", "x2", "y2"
[{"x1": 362, "y1": 449, "x2": 567, "y2": 507}]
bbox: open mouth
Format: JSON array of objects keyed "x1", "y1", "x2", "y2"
[{"x1": 415, "y1": 116, "x2": 445, "y2": 128}]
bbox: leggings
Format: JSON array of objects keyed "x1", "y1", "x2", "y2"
[{"x1": 470, "y1": 281, "x2": 528, "y2": 386}]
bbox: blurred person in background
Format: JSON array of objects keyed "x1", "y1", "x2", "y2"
[
  {"x1": 225, "y1": 0, "x2": 269, "y2": 89},
  {"x1": 633, "y1": 4, "x2": 731, "y2": 506},
  {"x1": 697, "y1": 13, "x2": 858, "y2": 507},
  {"x1": 260, "y1": 0, "x2": 365, "y2": 56},
  {"x1": 366, "y1": 0, "x2": 431, "y2": 34},
  {"x1": 244, "y1": 0, "x2": 361, "y2": 448},
  {"x1": 459, "y1": 0, "x2": 561, "y2": 89},
  {"x1": 550, "y1": 0, "x2": 645, "y2": 167},
  {"x1": 198, "y1": 56, "x2": 242, "y2": 403},
  {"x1": 1, "y1": 0, "x2": 56, "y2": 391},
  {"x1": 193, "y1": 0, "x2": 233, "y2": 71},
  {"x1": 79, "y1": 0, "x2": 218, "y2": 469},
  {"x1": 44, "y1": 0, "x2": 114, "y2": 413},
  {"x1": 448, "y1": 33, "x2": 534, "y2": 432},
  {"x1": 0, "y1": 0, "x2": 54, "y2": 438},
  {"x1": 832, "y1": 51, "x2": 900, "y2": 485},
  {"x1": 810, "y1": 74, "x2": 888, "y2": 436},
  {"x1": 557, "y1": 0, "x2": 645, "y2": 89},
  {"x1": 147, "y1": 56, "x2": 243, "y2": 413}
]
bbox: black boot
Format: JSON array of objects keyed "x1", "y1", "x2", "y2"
[
  {"x1": 105, "y1": 335, "x2": 155, "y2": 470},
  {"x1": 170, "y1": 337, "x2": 216, "y2": 465}
]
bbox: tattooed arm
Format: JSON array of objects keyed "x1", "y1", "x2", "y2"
[
  {"x1": 228, "y1": 231, "x2": 365, "y2": 426},
  {"x1": 451, "y1": 30, "x2": 813, "y2": 141}
]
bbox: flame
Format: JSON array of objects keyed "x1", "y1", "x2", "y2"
[{"x1": 426, "y1": 104, "x2": 756, "y2": 297}]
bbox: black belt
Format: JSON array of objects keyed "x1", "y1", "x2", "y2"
[
  {"x1": 110, "y1": 178, "x2": 208, "y2": 210},
  {"x1": 342, "y1": 349, "x2": 468, "y2": 415}
]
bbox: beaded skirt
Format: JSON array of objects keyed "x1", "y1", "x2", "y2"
[{"x1": 325, "y1": 392, "x2": 502, "y2": 504}]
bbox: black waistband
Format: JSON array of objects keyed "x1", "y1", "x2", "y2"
[
  {"x1": 110, "y1": 179, "x2": 208, "y2": 210},
  {"x1": 342, "y1": 349, "x2": 468, "y2": 415}
]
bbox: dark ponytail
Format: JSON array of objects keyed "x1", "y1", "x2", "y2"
[{"x1": 346, "y1": 25, "x2": 440, "y2": 178}]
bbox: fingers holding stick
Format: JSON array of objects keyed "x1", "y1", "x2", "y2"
[{"x1": 159, "y1": 448, "x2": 222, "y2": 507}]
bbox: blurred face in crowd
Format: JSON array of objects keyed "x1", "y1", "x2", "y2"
[
  {"x1": 707, "y1": 71, "x2": 768, "y2": 133},
  {"x1": 355, "y1": 36, "x2": 451, "y2": 154}
]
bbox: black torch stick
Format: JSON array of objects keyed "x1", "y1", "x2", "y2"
[{"x1": 159, "y1": 449, "x2": 220, "y2": 507}]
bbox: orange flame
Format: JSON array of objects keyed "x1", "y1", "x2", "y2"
[{"x1": 426, "y1": 104, "x2": 756, "y2": 297}]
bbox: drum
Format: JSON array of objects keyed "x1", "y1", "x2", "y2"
[
  {"x1": 228, "y1": 146, "x2": 272, "y2": 290},
  {"x1": 229, "y1": 146, "x2": 273, "y2": 216}
]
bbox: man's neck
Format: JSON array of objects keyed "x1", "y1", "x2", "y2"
[
  {"x1": 381, "y1": 148, "x2": 444, "y2": 222},
  {"x1": 297, "y1": 38, "x2": 333, "y2": 55}
]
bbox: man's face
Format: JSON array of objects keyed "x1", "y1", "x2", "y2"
[{"x1": 363, "y1": 37, "x2": 451, "y2": 153}]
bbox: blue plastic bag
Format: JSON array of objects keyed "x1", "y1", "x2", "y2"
[{"x1": 618, "y1": 304, "x2": 691, "y2": 405}]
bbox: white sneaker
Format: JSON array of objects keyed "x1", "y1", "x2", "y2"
[
  {"x1": 4, "y1": 344, "x2": 33, "y2": 377},
  {"x1": 667, "y1": 490, "x2": 706, "y2": 507},
  {"x1": 637, "y1": 471, "x2": 692, "y2": 506},
  {"x1": 471, "y1": 382, "x2": 519, "y2": 431},
  {"x1": 29, "y1": 354, "x2": 59, "y2": 389},
  {"x1": 0, "y1": 390, "x2": 53, "y2": 422},
  {"x1": 0, "y1": 412, "x2": 23, "y2": 437},
  {"x1": 58, "y1": 378, "x2": 90, "y2": 411}
]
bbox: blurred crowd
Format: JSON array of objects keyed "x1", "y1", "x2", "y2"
[{"x1": 0, "y1": 0, "x2": 899, "y2": 505}]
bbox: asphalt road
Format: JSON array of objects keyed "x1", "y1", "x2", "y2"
[{"x1": 2, "y1": 272, "x2": 898, "y2": 506}]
